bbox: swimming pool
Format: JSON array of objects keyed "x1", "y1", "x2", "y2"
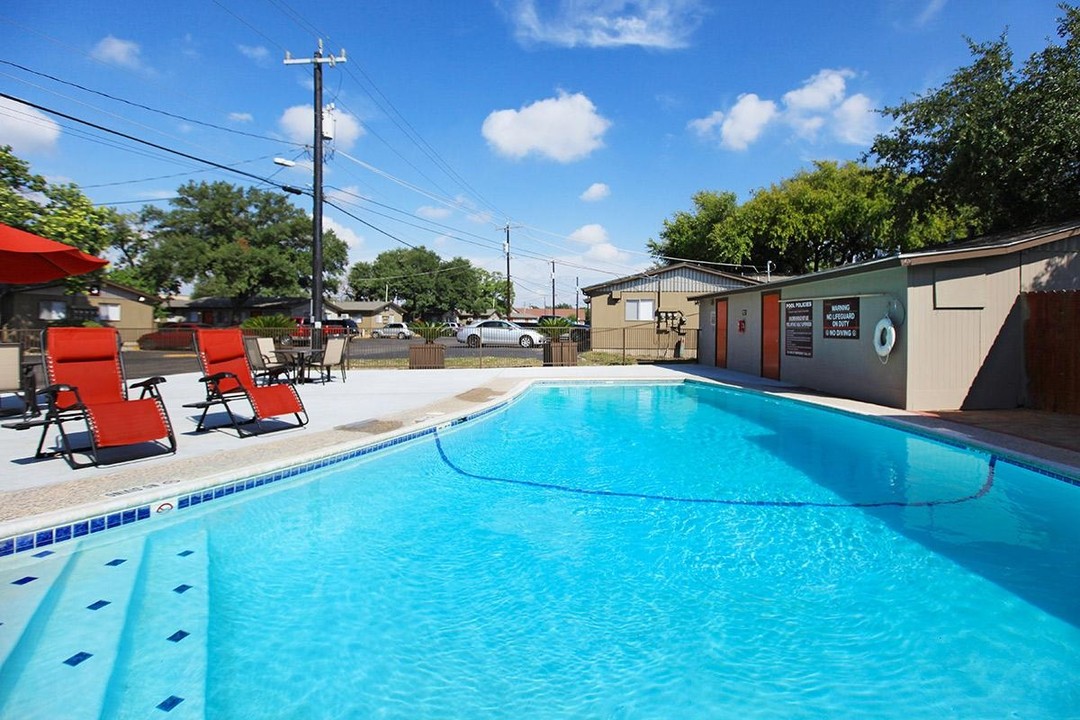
[{"x1": 1, "y1": 381, "x2": 1078, "y2": 718}]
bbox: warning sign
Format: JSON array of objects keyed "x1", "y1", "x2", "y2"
[{"x1": 823, "y1": 297, "x2": 860, "y2": 339}]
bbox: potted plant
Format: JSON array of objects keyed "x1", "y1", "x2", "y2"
[
  {"x1": 539, "y1": 317, "x2": 577, "y2": 366},
  {"x1": 408, "y1": 320, "x2": 446, "y2": 369}
]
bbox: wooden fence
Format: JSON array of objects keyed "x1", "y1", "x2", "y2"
[{"x1": 1024, "y1": 291, "x2": 1080, "y2": 414}]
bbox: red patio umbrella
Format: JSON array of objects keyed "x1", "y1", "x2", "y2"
[{"x1": 0, "y1": 222, "x2": 109, "y2": 284}]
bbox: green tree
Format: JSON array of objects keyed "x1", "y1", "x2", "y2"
[
  {"x1": 647, "y1": 190, "x2": 748, "y2": 265},
  {"x1": 138, "y1": 181, "x2": 348, "y2": 317},
  {"x1": 868, "y1": 4, "x2": 1080, "y2": 233},
  {"x1": 348, "y1": 248, "x2": 500, "y2": 318}
]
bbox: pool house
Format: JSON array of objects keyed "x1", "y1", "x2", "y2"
[{"x1": 693, "y1": 221, "x2": 1080, "y2": 412}]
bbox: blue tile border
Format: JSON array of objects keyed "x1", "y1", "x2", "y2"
[{"x1": 0, "y1": 398, "x2": 511, "y2": 558}]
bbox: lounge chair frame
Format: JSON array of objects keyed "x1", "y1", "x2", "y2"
[
  {"x1": 186, "y1": 328, "x2": 308, "y2": 437},
  {"x1": 5, "y1": 328, "x2": 176, "y2": 468}
]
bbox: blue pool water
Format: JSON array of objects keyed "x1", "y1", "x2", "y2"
[{"x1": 1, "y1": 381, "x2": 1078, "y2": 718}]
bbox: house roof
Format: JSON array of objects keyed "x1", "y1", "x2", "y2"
[
  {"x1": 690, "y1": 219, "x2": 1080, "y2": 301},
  {"x1": 169, "y1": 296, "x2": 345, "y2": 313},
  {"x1": 580, "y1": 262, "x2": 760, "y2": 296},
  {"x1": 335, "y1": 300, "x2": 403, "y2": 314}
]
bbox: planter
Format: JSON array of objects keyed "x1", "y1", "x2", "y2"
[
  {"x1": 408, "y1": 342, "x2": 445, "y2": 369},
  {"x1": 543, "y1": 340, "x2": 577, "y2": 367}
]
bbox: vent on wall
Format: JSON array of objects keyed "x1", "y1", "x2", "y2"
[{"x1": 934, "y1": 267, "x2": 986, "y2": 309}]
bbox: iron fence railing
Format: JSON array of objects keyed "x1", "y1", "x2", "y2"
[{"x1": 0, "y1": 326, "x2": 699, "y2": 374}]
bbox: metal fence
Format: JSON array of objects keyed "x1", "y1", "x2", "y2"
[{"x1": 1, "y1": 326, "x2": 700, "y2": 374}]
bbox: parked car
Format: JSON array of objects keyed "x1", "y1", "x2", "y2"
[
  {"x1": 456, "y1": 320, "x2": 547, "y2": 348},
  {"x1": 136, "y1": 322, "x2": 208, "y2": 351},
  {"x1": 292, "y1": 318, "x2": 359, "y2": 341},
  {"x1": 372, "y1": 322, "x2": 412, "y2": 339}
]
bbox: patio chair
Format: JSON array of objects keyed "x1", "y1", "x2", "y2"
[
  {"x1": 186, "y1": 328, "x2": 307, "y2": 437},
  {"x1": 0, "y1": 343, "x2": 31, "y2": 418},
  {"x1": 309, "y1": 335, "x2": 347, "y2": 383},
  {"x1": 244, "y1": 335, "x2": 292, "y2": 386},
  {"x1": 6, "y1": 328, "x2": 176, "y2": 468}
]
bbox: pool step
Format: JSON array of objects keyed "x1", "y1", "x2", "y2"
[
  {"x1": 0, "y1": 535, "x2": 148, "y2": 720},
  {"x1": 0, "y1": 549, "x2": 75, "y2": 673},
  {"x1": 102, "y1": 525, "x2": 209, "y2": 719}
]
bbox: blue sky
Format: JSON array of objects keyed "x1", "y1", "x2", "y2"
[{"x1": 0, "y1": 0, "x2": 1068, "y2": 306}]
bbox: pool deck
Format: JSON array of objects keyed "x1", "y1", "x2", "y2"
[{"x1": 2, "y1": 365, "x2": 1079, "y2": 540}]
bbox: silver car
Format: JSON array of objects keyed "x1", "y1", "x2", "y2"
[
  {"x1": 372, "y1": 322, "x2": 412, "y2": 339},
  {"x1": 456, "y1": 320, "x2": 547, "y2": 348}
]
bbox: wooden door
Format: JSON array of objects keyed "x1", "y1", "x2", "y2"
[
  {"x1": 761, "y1": 292, "x2": 780, "y2": 380},
  {"x1": 715, "y1": 298, "x2": 728, "y2": 368}
]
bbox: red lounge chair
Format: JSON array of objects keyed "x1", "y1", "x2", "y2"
[
  {"x1": 187, "y1": 328, "x2": 307, "y2": 436},
  {"x1": 11, "y1": 327, "x2": 176, "y2": 468}
]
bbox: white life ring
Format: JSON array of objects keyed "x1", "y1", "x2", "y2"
[{"x1": 873, "y1": 316, "x2": 896, "y2": 358}]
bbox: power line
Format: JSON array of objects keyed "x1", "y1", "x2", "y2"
[
  {"x1": 0, "y1": 93, "x2": 303, "y2": 196},
  {"x1": 0, "y1": 60, "x2": 305, "y2": 147}
]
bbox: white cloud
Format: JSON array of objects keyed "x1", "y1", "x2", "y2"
[
  {"x1": 238, "y1": 44, "x2": 270, "y2": 62},
  {"x1": 279, "y1": 105, "x2": 365, "y2": 150},
  {"x1": 505, "y1": 0, "x2": 706, "y2": 49},
  {"x1": 783, "y1": 69, "x2": 852, "y2": 113},
  {"x1": 91, "y1": 36, "x2": 145, "y2": 70},
  {"x1": 0, "y1": 97, "x2": 61, "y2": 154},
  {"x1": 832, "y1": 93, "x2": 879, "y2": 145},
  {"x1": 482, "y1": 91, "x2": 611, "y2": 162},
  {"x1": 915, "y1": 0, "x2": 947, "y2": 27},
  {"x1": 324, "y1": 216, "x2": 364, "y2": 249},
  {"x1": 417, "y1": 205, "x2": 453, "y2": 220},
  {"x1": 720, "y1": 94, "x2": 777, "y2": 151},
  {"x1": 569, "y1": 223, "x2": 609, "y2": 245},
  {"x1": 228, "y1": 112, "x2": 254, "y2": 123},
  {"x1": 580, "y1": 182, "x2": 610, "y2": 202},
  {"x1": 689, "y1": 68, "x2": 878, "y2": 151}
]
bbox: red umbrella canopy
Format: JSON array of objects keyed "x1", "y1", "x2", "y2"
[{"x1": 0, "y1": 222, "x2": 109, "y2": 284}]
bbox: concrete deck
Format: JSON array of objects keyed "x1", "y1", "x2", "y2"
[{"x1": 3, "y1": 365, "x2": 1079, "y2": 540}]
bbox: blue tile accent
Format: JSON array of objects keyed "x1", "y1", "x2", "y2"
[
  {"x1": 32, "y1": 549, "x2": 55, "y2": 558},
  {"x1": 87, "y1": 600, "x2": 111, "y2": 611},
  {"x1": 106, "y1": 558, "x2": 127, "y2": 567},
  {"x1": 35, "y1": 530, "x2": 54, "y2": 547},
  {"x1": 167, "y1": 630, "x2": 190, "y2": 642},
  {"x1": 12, "y1": 576, "x2": 37, "y2": 586},
  {"x1": 90, "y1": 516, "x2": 106, "y2": 533},
  {"x1": 106, "y1": 513, "x2": 122, "y2": 529},
  {"x1": 121, "y1": 509, "x2": 136, "y2": 525},
  {"x1": 177, "y1": 550, "x2": 194, "y2": 557},
  {"x1": 178, "y1": 496, "x2": 190, "y2": 509},
  {"x1": 73, "y1": 521, "x2": 89, "y2": 537},
  {"x1": 0, "y1": 538, "x2": 13, "y2": 557},
  {"x1": 15, "y1": 535, "x2": 34, "y2": 553},
  {"x1": 54, "y1": 525, "x2": 72, "y2": 543},
  {"x1": 137, "y1": 506, "x2": 151, "y2": 520},
  {"x1": 173, "y1": 584, "x2": 193, "y2": 594},
  {"x1": 64, "y1": 651, "x2": 92, "y2": 667},
  {"x1": 157, "y1": 695, "x2": 184, "y2": 712}
]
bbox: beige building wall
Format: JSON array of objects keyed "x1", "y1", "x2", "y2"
[
  {"x1": 1020, "y1": 236, "x2": 1080, "y2": 291},
  {"x1": 905, "y1": 256, "x2": 1024, "y2": 410},
  {"x1": 777, "y1": 267, "x2": 909, "y2": 409}
]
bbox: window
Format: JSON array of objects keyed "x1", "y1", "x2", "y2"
[
  {"x1": 98, "y1": 303, "x2": 121, "y2": 322},
  {"x1": 625, "y1": 298, "x2": 654, "y2": 322},
  {"x1": 38, "y1": 300, "x2": 67, "y2": 321}
]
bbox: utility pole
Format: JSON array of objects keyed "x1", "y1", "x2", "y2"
[
  {"x1": 284, "y1": 40, "x2": 346, "y2": 350},
  {"x1": 550, "y1": 260, "x2": 556, "y2": 315},
  {"x1": 575, "y1": 276, "x2": 580, "y2": 323},
  {"x1": 504, "y1": 223, "x2": 512, "y2": 319}
]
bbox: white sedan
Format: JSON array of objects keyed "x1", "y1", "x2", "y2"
[{"x1": 456, "y1": 320, "x2": 548, "y2": 348}]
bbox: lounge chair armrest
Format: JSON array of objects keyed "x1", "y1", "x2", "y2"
[
  {"x1": 131, "y1": 376, "x2": 167, "y2": 390},
  {"x1": 199, "y1": 371, "x2": 237, "y2": 384}
]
